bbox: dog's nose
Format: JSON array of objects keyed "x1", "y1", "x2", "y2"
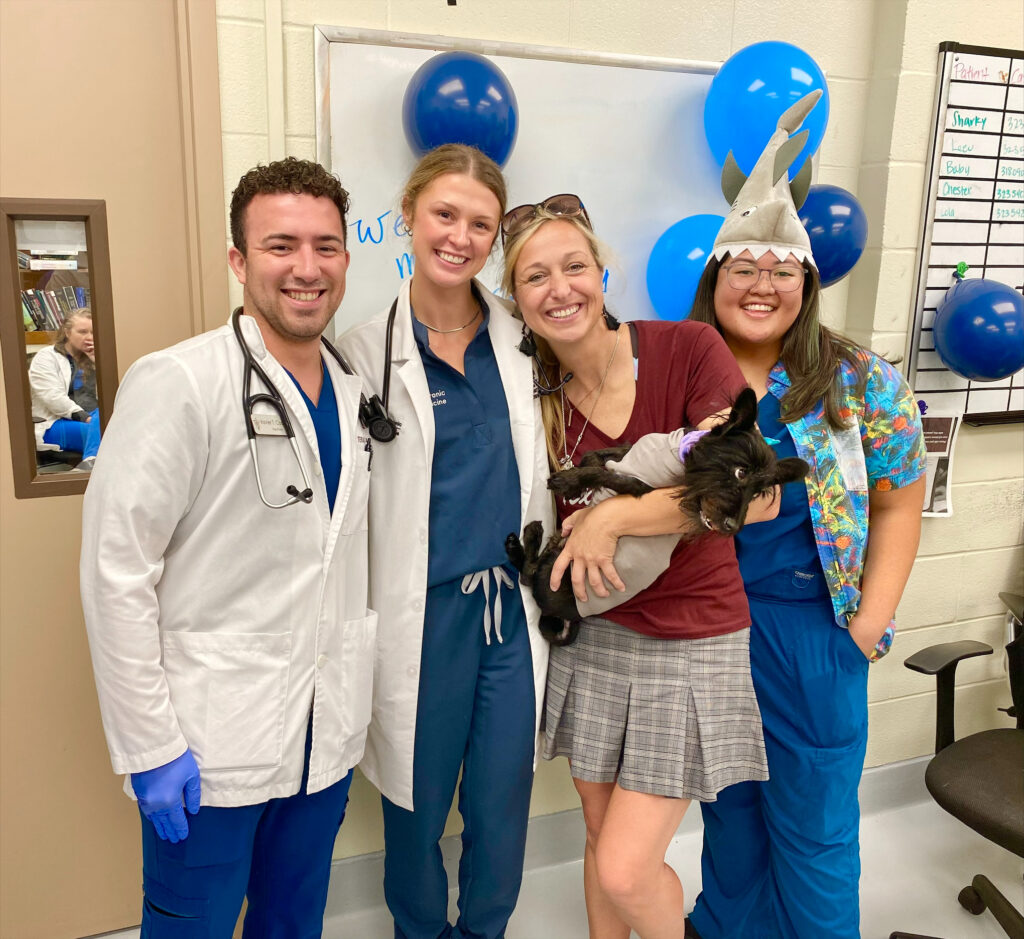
[{"x1": 721, "y1": 517, "x2": 739, "y2": 533}]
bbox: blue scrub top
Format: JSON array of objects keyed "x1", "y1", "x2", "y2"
[
  {"x1": 289, "y1": 361, "x2": 341, "y2": 515},
  {"x1": 734, "y1": 391, "x2": 828, "y2": 602},
  {"x1": 411, "y1": 308, "x2": 521, "y2": 587}
]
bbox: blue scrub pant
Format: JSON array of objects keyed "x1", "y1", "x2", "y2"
[
  {"x1": 43, "y1": 407, "x2": 101, "y2": 459},
  {"x1": 689, "y1": 587, "x2": 869, "y2": 939},
  {"x1": 382, "y1": 570, "x2": 536, "y2": 939},
  {"x1": 139, "y1": 722, "x2": 353, "y2": 939}
]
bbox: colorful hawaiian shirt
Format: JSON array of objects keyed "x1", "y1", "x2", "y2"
[{"x1": 767, "y1": 351, "x2": 926, "y2": 661}]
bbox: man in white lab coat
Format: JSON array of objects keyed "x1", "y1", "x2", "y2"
[{"x1": 80, "y1": 158, "x2": 376, "y2": 938}]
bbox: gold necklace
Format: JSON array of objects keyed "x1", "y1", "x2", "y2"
[
  {"x1": 418, "y1": 304, "x2": 481, "y2": 334},
  {"x1": 559, "y1": 328, "x2": 620, "y2": 471}
]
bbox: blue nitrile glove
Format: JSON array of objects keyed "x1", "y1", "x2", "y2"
[{"x1": 131, "y1": 749, "x2": 202, "y2": 843}]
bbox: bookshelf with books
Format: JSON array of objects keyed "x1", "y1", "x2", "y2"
[{"x1": 19, "y1": 249, "x2": 91, "y2": 343}]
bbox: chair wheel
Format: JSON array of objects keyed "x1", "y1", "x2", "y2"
[{"x1": 958, "y1": 885, "x2": 986, "y2": 915}]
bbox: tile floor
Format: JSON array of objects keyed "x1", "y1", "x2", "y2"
[
  {"x1": 325, "y1": 798, "x2": 1022, "y2": 939},
  {"x1": 96, "y1": 793, "x2": 1023, "y2": 938}
]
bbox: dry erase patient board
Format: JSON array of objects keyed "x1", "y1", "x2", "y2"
[
  {"x1": 907, "y1": 42, "x2": 1024, "y2": 425},
  {"x1": 314, "y1": 27, "x2": 725, "y2": 336}
]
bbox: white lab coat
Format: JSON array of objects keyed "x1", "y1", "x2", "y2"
[
  {"x1": 28, "y1": 344, "x2": 77, "y2": 448},
  {"x1": 80, "y1": 314, "x2": 376, "y2": 807},
  {"x1": 339, "y1": 280, "x2": 553, "y2": 811}
]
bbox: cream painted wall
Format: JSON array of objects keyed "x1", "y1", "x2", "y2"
[
  {"x1": 214, "y1": 0, "x2": 1024, "y2": 861},
  {"x1": 0, "y1": 2, "x2": 227, "y2": 936},
  {"x1": 854, "y1": 0, "x2": 1024, "y2": 766}
]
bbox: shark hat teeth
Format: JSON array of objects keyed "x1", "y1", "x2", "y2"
[
  {"x1": 711, "y1": 242, "x2": 815, "y2": 268},
  {"x1": 711, "y1": 89, "x2": 824, "y2": 271}
]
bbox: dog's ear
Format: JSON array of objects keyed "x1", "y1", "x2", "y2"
[
  {"x1": 772, "y1": 456, "x2": 810, "y2": 485},
  {"x1": 710, "y1": 387, "x2": 758, "y2": 437}
]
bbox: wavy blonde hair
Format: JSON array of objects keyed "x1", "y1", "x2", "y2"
[
  {"x1": 501, "y1": 210, "x2": 610, "y2": 469},
  {"x1": 54, "y1": 307, "x2": 95, "y2": 377}
]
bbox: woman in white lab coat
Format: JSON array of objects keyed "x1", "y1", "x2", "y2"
[
  {"x1": 29, "y1": 307, "x2": 102, "y2": 463},
  {"x1": 340, "y1": 144, "x2": 552, "y2": 939}
]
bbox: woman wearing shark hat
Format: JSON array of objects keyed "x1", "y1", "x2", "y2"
[{"x1": 685, "y1": 92, "x2": 926, "y2": 939}]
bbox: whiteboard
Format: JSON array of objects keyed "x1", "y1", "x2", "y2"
[
  {"x1": 906, "y1": 42, "x2": 1024, "y2": 424},
  {"x1": 314, "y1": 27, "x2": 725, "y2": 337}
]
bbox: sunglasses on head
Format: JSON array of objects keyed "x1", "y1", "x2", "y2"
[{"x1": 500, "y1": 194, "x2": 592, "y2": 244}]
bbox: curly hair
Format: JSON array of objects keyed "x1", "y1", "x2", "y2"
[{"x1": 230, "y1": 157, "x2": 351, "y2": 255}]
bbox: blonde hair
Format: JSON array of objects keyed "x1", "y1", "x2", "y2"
[
  {"x1": 501, "y1": 211, "x2": 609, "y2": 469},
  {"x1": 402, "y1": 144, "x2": 507, "y2": 240},
  {"x1": 54, "y1": 307, "x2": 92, "y2": 355}
]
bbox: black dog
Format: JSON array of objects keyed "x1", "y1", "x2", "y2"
[{"x1": 506, "y1": 388, "x2": 809, "y2": 644}]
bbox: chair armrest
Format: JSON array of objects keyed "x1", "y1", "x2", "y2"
[
  {"x1": 999, "y1": 592, "x2": 1024, "y2": 627},
  {"x1": 905, "y1": 640, "x2": 993, "y2": 675},
  {"x1": 904, "y1": 640, "x2": 993, "y2": 753}
]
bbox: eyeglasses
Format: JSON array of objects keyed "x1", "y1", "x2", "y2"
[
  {"x1": 501, "y1": 194, "x2": 592, "y2": 244},
  {"x1": 722, "y1": 262, "x2": 806, "y2": 293}
]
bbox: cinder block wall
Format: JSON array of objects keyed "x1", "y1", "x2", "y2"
[{"x1": 214, "y1": 0, "x2": 1024, "y2": 859}]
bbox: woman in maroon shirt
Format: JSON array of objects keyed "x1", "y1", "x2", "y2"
[{"x1": 500, "y1": 195, "x2": 775, "y2": 939}]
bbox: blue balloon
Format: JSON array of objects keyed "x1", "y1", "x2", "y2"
[
  {"x1": 933, "y1": 277, "x2": 1024, "y2": 382},
  {"x1": 402, "y1": 52, "x2": 518, "y2": 167},
  {"x1": 799, "y1": 184, "x2": 868, "y2": 286},
  {"x1": 646, "y1": 215, "x2": 725, "y2": 321},
  {"x1": 704, "y1": 41, "x2": 829, "y2": 179}
]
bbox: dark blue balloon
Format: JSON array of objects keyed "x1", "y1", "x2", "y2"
[
  {"x1": 646, "y1": 215, "x2": 725, "y2": 321},
  {"x1": 933, "y1": 277, "x2": 1024, "y2": 382},
  {"x1": 402, "y1": 52, "x2": 518, "y2": 167},
  {"x1": 799, "y1": 184, "x2": 868, "y2": 286},
  {"x1": 704, "y1": 41, "x2": 829, "y2": 180}
]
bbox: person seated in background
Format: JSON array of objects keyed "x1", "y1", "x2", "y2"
[{"x1": 28, "y1": 307, "x2": 101, "y2": 470}]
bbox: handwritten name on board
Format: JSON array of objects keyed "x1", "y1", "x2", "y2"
[{"x1": 909, "y1": 46, "x2": 1024, "y2": 415}]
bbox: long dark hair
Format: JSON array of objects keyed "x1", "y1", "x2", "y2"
[{"x1": 689, "y1": 257, "x2": 866, "y2": 430}]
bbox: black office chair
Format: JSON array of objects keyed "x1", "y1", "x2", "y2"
[
  {"x1": 890, "y1": 592, "x2": 1024, "y2": 939},
  {"x1": 36, "y1": 448, "x2": 83, "y2": 467},
  {"x1": 34, "y1": 419, "x2": 83, "y2": 469}
]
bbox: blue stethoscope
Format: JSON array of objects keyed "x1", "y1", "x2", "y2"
[{"x1": 231, "y1": 308, "x2": 400, "y2": 509}]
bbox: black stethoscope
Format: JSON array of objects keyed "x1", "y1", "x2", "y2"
[
  {"x1": 234, "y1": 281, "x2": 548, "y2": 508},
  {"x1": 231, "y1": 308, "x2": 400, "y2": 509}
]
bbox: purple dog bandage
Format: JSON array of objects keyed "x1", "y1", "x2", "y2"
[{"x1": 678, "y1": 428, "x2": 709, "y2": 462}]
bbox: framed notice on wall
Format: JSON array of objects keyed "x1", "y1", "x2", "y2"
[{"x1": 906, "y1": 42, "x2": 1023, "y2": 426}]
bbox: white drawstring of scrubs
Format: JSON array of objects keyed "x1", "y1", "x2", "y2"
[{"x1": 460, "y1": 566, "x2": 515, "y2": 645}]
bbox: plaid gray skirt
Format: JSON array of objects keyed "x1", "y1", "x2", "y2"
[{"x1": 543, "y1": 617, "x2": 768, "y2": 800}]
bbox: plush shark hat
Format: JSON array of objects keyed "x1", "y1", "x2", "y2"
[{"x1": 712, "y1": 89, "x2": 822, "y2": 270}]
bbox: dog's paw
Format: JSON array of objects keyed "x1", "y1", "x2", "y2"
[
  {"x1": 539, "y1": 616, "x2": 580, "y2": 646},
  {"x1": 547, "y1": 471, "x2": 581, "y2": 496},
  {"x1": 505, "y1": 533, "x2": 526, "y2": 570}
]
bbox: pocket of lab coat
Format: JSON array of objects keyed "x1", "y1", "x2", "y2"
[
  {"x1": 343, "y1": 611, "x2": 377, "y2": 735},
  {"x1": 161, "y1": 631, "x2": 291, "y2": 771},
  {"x1": 340, "y1": 441, "x2": 371, "y2": 534},
  {"x1": 316, "y1": 611, "x2": 378, "y2": 747}
]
